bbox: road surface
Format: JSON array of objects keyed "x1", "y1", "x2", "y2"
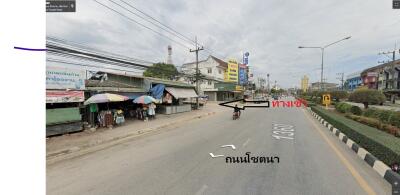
[{"x1": 47, "y1": 97, "x2": 391, "y2": 195}]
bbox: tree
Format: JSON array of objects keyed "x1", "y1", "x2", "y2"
[
  {"x1": 143, "y1": 63, "x2": 178, "y2": 80},
  {"x1": 348, "y1": 89, "x2": 386, "y2": 108}
]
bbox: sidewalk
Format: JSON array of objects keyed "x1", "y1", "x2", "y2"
[
  {"x1": 47, "y1": 102, "x2": 227, "y2": 162},
  {"x1": 344, "y1": 101, "x2": 400, "y2": 111}
]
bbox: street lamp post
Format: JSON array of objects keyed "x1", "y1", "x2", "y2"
[{"x1": 299, "y1": 36, "x2": 351, "y2": 91}]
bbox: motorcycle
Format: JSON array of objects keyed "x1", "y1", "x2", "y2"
[{"x1": 232, "y1": 111, "x2": 240, "y2": 120}]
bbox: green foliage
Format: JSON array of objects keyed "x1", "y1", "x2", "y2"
[
  {"x1": 363, "y1": 108, "x2": 379, "y2": 118},
  {"x1": 311, "y1": 106, "x2": 400, "y2": 166},
  {"x1": 329, "y1": 91, "x2": 349, "y2": 102},
  {"x1": 350, "y1": 106, "x2": 362, "y2": 116},
  {"x1": 363, "y1": 108, "x2": 400, "y2": 129},
  {"x1": 348, "y1": 89, "x2": 386, "y2": 108},
  {"x1": 335, "y1": 102, "x2": 352, "y2": 113},
  {"x1": 143, "y1": 63, "x2": 178, "y2": 80}
]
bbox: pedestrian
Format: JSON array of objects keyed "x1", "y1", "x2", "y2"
[
  {"x1": 136, "y1": 106, "x2": 143, "y2": 120},
  {"x1": 148, "y1": 103, "x2": 156, "y2": 120},
  {"x1": 142, "y1": 104, "x2": 148, "y2": 121}
]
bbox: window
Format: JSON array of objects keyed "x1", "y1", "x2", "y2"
[
  {"x1": 207, "y1": 68, "x2": 212, "y2": 74},
  {"x1": 218, "y1": 69, "x2": 222, "y2": 74},
  {"x1": 208, "y1": 81, "x2": 212, "y2": 85}
]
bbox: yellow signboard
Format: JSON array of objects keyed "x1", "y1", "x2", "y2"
[
  {"x1": 322, "y1": 94, "x2": 331, "y2": 106},
  {"x1": 224, "y1": 59, "x2": 238, "y2": 83},
  {"x1": 235, "y1": 85, "x2": 243, "y2": 91}
]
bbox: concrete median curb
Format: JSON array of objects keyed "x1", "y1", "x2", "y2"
[
  {"x1": 47, "y1": 111, "x2": 216, "y2": 165},
  {"x1": 306, "y1": 108, "x2": 400, "y2": 194}
]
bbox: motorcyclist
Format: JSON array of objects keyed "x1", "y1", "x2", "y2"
[{"x1": 233, "y1": 104, "x2": 241, "y2": 117}]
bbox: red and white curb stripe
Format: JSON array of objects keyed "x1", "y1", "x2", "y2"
[{"x1": 307, "y1": 108, "x2": 400, "y2": 194}]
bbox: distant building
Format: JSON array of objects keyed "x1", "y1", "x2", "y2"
[
  {"x1": 181, "y1": 55, "x2": 242, "y2": 101},
  {"x1": 345, "y1": 71, "x2": 362, "y2": 91},
  {"x1": 301, "y1": 75, "x2": 309, "y2": 92},
  {"x1": 309, "y1": 82, "x2": 338, "y2": 91},
  {"x1": 360, "y1": 60, "x2": 400, "y2": 90}
]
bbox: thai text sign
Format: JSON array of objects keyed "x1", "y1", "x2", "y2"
[
  {"x1": 46, "y1": 66, "x2": 85, "y2": 90},
  {"x1": 46, "y1": 90, "x2": 84, "y2": 103},
  {"x1": 224, "y1": 60, "x2": 238, "y2": 83}
]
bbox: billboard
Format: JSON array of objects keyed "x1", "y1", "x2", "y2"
[
  {"x1": 224, "y1": 59, "x2": 238, "y2": 83},
  {"x1": 239, "y1": 64, "x2": 247, "y2": 85},
  {"x1": 46, "y1": 66, "x2": 86, "y2": 90},
  {"x1": 46, "y1": 90, "x2": 84, "y2": 103}
]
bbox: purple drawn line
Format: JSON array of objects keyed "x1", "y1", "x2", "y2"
[{"x1": 14, "y1": 46, "x2": 47, "y2": 51}]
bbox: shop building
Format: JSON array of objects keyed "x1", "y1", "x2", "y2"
[
  {"x1": 180, "y1": 55, "x2": 229, "y2": 101},
  {"x1": 145, "y1": 77, "x2": 198, "y2": 114},
  {"x1": 46, "y1": 66, "x2": 86, "y2": 136},
  {"x1": 345, "y1": 71, "x2": 362, "y2": 91}
]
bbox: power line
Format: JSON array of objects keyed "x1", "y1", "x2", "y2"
[
  {"x1": 115, "y1": 0, "x2": 196, "y2": 46},
  {"x1": 96, "y1": 0, "x2": 224, "y2": 59},
  {"x1": 93, "y1": 0, "x2": 192, "y2": 50},
  {"x1": 47, "y1": 36, "x2": 155, "y2": 65},
  {"x1": 47, "y1": 58, "x2": 144, "y2": 74}
]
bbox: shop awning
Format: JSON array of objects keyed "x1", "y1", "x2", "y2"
[{"x1": 165, "y1": 87, "x2": 198, "y2": 99}]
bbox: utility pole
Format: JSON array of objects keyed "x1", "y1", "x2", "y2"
[
  {"x1": 190, "y1": 36, "x2": 204, "y2": 109},
  {"x1": 267, "y1": 74, "x2": 270, "y2": 94},
  {"x1": 336, "y1": 72, "x2": 344, "y2": 90}
]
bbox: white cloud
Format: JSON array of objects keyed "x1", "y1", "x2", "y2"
[{"x1": 47, "y1": 0, "x2": 400, "y2": 88}]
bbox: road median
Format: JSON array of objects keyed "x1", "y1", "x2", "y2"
[{"x1": 307, "y1": 107, "x2": 400, "y2": 194}]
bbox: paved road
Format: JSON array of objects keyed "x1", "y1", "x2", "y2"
[{"x1": 47, "y1": 98, "x2": 391, "y2": 195}]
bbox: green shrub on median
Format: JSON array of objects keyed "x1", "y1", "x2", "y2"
[
  {"x1": 335, "y1": 102, "x2": 352, "y2": 113},
  {"x1": 350, "y1": 106, "x2": 362, "y2": 116},
  {"x1": 362, "y1": 108, "x2": 400, "y2": 129},
  {"x1": 311, "y1": 106, "x2": 400, "y2": 166}
]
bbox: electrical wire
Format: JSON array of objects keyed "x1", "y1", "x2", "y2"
[{"x1": 93, "y1": 0, "x2": 192, "y2": 50}]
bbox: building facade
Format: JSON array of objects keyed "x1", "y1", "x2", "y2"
[
  {"x1": 180, "y1": 55, "x2": 229, "y2": 100},
  {"x1": 345, "y1": 71, "x2": 362, "y2": 91},
  {"x1": 301, "y1": 75, "x2": 309, "y2": 92},
  {"x1": 309, "y1": 82, "x2": 338, "y2": 91}
]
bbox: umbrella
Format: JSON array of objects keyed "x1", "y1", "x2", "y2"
[
  {"x1": 84, "y1": 93, "x2": 129, "y2": 105},
  {"x1": 133, "y1": 95, "x2": 156, "y2": 104}
]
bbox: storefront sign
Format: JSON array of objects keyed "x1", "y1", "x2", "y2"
[
  {"x1": 46, "y1": 90, "x2": 84, "y2": 103},
  {"x1": 224, "y1": 59, "x2": 238, "y2": 83},
  {"x1": 239, "y1": 64, "x2": 247, "y2": 85},
  {"x1": 46, "y1": 66, "x2": 85, "y2": 90}
]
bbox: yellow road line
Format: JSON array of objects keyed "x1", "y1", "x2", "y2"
[{"x1": 302, "y1": 109, "x2": 376, "y2": 195}]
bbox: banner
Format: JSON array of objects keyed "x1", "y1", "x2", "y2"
[
  {"x1": 224, "y1": 59, "x2": 238, "y2": 83},
  {"x1": 239, "y1": 64, "x2": 247, "y2": 85},
  {"x1": 46, "y1": 66, "x2": 85, "y2": 90},
  {"x1": 46, "y1": 90, "x2": 84, "y2": 103}
]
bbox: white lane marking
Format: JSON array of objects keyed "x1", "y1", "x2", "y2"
[
  {"x1": 220, "y1": 144, "x2": 236, "y2": 150},
  {"x1": 195, "y1": 184, "x2": 208, "y2": 195},
  {"x1": 242, "y1": 138, "x2": 250, "y2": 147},
  {"x1": 209, "y1": 153, "x2": 224, "y2": 158}
]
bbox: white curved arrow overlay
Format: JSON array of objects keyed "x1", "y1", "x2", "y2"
[
  {"x1": 209, "y1": 153, "x2": 224, "y2": 158},
  {"x1": 220, "y1": 144, "x2": 236, "y2": 150}
]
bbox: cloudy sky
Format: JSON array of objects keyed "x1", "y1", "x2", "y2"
[{"x1": 47, "y1": 0, "x2": 400, "y2": 88}]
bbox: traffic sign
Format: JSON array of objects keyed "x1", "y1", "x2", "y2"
[{"x1": 322, "y1": 94, "x2": 331, "y2": 106}]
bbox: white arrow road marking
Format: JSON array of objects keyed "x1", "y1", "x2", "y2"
[
  {"x1": 220, "y1": 144, "x2": 236, "y2": 150},
  {"x1": 209, "y1": 153, "x2": 224, "y2": 158},
  {"x1": 242, "y1": 138, "x2": 250, "y2": 147}
]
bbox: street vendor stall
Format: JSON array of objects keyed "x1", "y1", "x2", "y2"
[{"x1": 84, "y1": 93, "x2": 129, "y2": 128}]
